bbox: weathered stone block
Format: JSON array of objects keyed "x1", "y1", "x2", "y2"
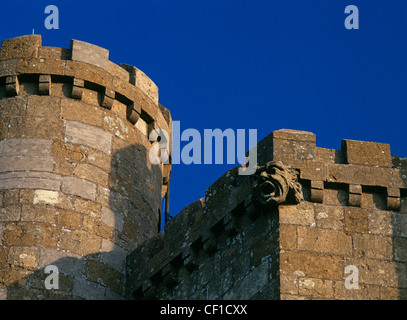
[
  {"x1": 391, "y1": 212, "x2": 407, "y2": 238},
  {"x1": 0, "y1": 35, "x2": 42, "y2": 60},
  {"x1": 79, "y1": 89, "x2": 101, "y2": 110},
  {"x1": 86, "y1": 149, "x2": 112, "y2": 171},
  {"x1": 86, "y1": 260, "x2": 124, "y2": 294},
  {"x1": 0, "y1": 96, "x2": 27, "y2": 118},
  {"x1": 26, "y1": 95, "x2": 60, "y2": 117},
  {"x1": 3, "y1": 190, "x2": 19, "y2": 205},
  {"x1": 0, "y1": 267, "x2": 29, "y2": 287},
  {"x1": 75, "y1": 198, "x2": 101, "y2": 218},
  {"x1": 38, "y1": 46, "x2": 70, "y2": 60},
  {"x1": 8, "y1": 117, "x2": 63, "y2": 140},
  {"x1": 279, "y1": 224, "x2": 297, "y2": 250},
  {"x1": 0, "y1": 206, "x2": 21, "y2": 222},
  {"x1": 120, "y1": 64, "x2": 159, "y2": 105},
  {"x1": 8, "y1": 247, "x2": 40, "y2": 270},
  {"x1": 327, "y1": 164, "x2": 393, "y2": 187},
  {"x1": 61, "y1": 176, "x2": 97, "y2": 201},
  {"x1": 316, "y1": 147, "x2": 344, "y2": 164},
  {"x1": 297, "y1": 226, "x2": 352, "y2": 255},
  {"x1": 368, "y1": 210, "x2": 392, "y2": 236},
  {"x1": 0, "y1": 156, "x2": 55, "y2": 173},
  {"x1": 64, "y1": 60, "x2": 113, "y2": 90},
  {"x1": 127, "y1": 107, "x2": 140, "y2": 125},
  {"x1": 0, "y1": 139, "x2": 49, "y2": 167},
  {"x1": 33, "y1": 190, "x2": 59, "y2": 206},
  {"x1": 16, "y1": 57, "x2": 67, "y2": 76},
  {"x1": 108, "y1": 61, "x2": 129, "y2": 82},
  {"x1": 342, "y1": 139, "x2": 392, "y2": 168},
  {"x1": 59, "y1": 229, "x2": 101, "y2": 255},
  {"x1": 103, "y1": 114, "x2": 138, "y2": 142},
  {"x1": 280, "y1": 275, "x2": 299, "y2": 295},
  {"x1": 344, "y1": 207, "x2": 368, "y2": 233},
  {"x1": 100, "y1": 239, "x2": 127, "y2": 271},
  {"x1": 0, "y1": 59, "x2": 18, "y2": 77},
  {"x1": 21, "y1": 204, "x2": 57, "y2": 224},
  {"x1": 70, "y1": 39, "x2": 109, "y2": 71},
  {"x1": 279, "y1": 204, "x2": 315, "y2": 226},
  {"x1": 101, "y1": 206, "x2": 123, "y2": 232},
  {"x1": 74, "y1": 163, "x2": 109, "y2": 187},
  {"x1": 57, "y1": 209, "x2": 82, "y2": 228},
  {"x1": 72, "y1": 277, "x2": 105, "y2": 300},
  {"x1": 333, "y1": 281, "x2": 380, "y2": 300},
  {"x1": 352, "y1": 233, "x2": 393, "y2": 260},
  {"x1": 64, "y1": 120, "x2": 112, "y2": 155},
  {"x1": 349, "y1": 184, "x2": 362, "y2": 194},
  {"x1": 280, "y1": 251, "x2": 343, "y2": 280},
  {"x1": 19, "y1": 189, "x2": 34, "y2": 204},
  {"x1": 52, "y1": 140, "x2": 85, "y2": 161},
  {"x1": 272, "y1": 129, "x2": 316, "y2": 162},
  {"x1": 344, "y1": 258, "x2": 399, "y2": 287},
  {"x1": 314, "y1": 204, "x2": 344, "y2": 230},
  {"x1": 53, "y1": 158, "x2": 76, "y2": 176},
  {"x1": 3, "y1": 222, "x2": 57, "y2": 247},
  {"x1": 273, "y1": 129, "x2": 316, "y2": 143},
  {"x1": 83, "y1": 216, "x2": 114, "y2": 240},
  {"x1": 0, "y1": 171, "x2": 62, "y2": 191},
  {"x1": 61, "y1": 98, "x2": 104, "y2": 127},
  {"x1": 298, "y1": 277, "x2": 334, "y2": 298}
]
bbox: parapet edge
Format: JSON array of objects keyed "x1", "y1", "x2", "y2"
[{"x1": 0, "y1": 35, "x2": 163, "y2": 125}]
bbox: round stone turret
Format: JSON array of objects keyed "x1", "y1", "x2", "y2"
[{"x1": 0, "y1": 35, "x2": 172, "y2": 300}]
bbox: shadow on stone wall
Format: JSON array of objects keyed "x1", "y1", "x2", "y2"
[{"x1": 3, "y1": 141, "x2": 163, "y2": 300}]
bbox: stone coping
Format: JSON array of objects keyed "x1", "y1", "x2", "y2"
[{"x1": 0, "y1": 35, "x2": 171, "y2": 137}]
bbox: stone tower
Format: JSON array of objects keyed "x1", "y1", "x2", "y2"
[
  {"x1": 127, "y1": 130, "x2": 407, "y2": 300},
  {"x1": 0, "y1": 35, "x2": 172, "y2": 299}
]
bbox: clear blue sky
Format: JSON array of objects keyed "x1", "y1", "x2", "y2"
[{"x1": 1, "y1": 0, "x2": 406, "y2": 219}]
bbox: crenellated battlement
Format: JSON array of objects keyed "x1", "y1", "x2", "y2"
[
  {"x1": 126, "y1": 129, "x2": 407, "y2": 300},
  {"x1": 0, "y1": 35, "x2": 170, "y2": 146},
  {"x1": 258, "y1": 129, "x2": 407, "y2": 210}
]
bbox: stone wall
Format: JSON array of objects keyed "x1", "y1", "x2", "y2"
[
  {"x1": 127, "y1": 129, "x2": 407, "y2": 300},
  {"x1": 126, "y1": 166, "x2": 280, "y2": 300},
  {"x1": 276, "y1": 132, "x2": 407, "y2": 300},
  {"x1": 0, "y1": 35, "x2": 172, "y2": 300}
]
